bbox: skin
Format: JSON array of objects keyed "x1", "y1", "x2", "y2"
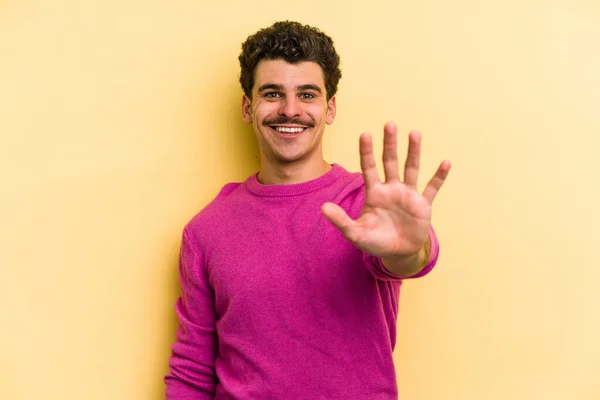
[
  {"x1": 242, "y1": 59, "x2": 451, "y2": 277},
  {"x1": 242, "y1": 60, "x2": 336, "y2": 185},
  {"x1": 322, "y1": 127, "x2": 451, "y2": 276}
]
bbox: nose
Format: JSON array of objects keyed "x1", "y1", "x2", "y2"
[{"x1": 278, "y1": 96, "x2": 301, "y2": 118}]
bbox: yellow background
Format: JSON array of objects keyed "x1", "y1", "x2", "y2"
[{"x1": 2, "y1": 1, "x2": 599, "y2": 399}]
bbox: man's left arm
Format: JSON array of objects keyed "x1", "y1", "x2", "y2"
[{"x1": 322, "y1": 122, "x2": 450, "y2": 274}]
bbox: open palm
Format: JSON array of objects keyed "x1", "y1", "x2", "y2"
[{"x1": 322, "y1": 122, "x2": 451, "y2": 259}]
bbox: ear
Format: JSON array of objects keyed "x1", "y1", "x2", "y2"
[
  {"x1": 326, "y1": 96, "x2": 337, "y2": 125},
  {"x1": 241, "y1": 95, "x2": 252, "y2": 124}
]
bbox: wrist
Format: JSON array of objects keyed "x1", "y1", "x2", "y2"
[{"x1": 381, "y1": 236, "x2": 431, "y2": 278}]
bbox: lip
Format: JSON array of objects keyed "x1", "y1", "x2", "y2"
[
  {"x1": 269, "y1": 125, "x2": 309, "y2": 138},
  {"x1": 269, "y1": 125, "x2": 310, "y2": 128}
]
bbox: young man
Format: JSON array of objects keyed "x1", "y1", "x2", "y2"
[{"x1": 165, "y1": 21, "x2": 451, "y2": 399}]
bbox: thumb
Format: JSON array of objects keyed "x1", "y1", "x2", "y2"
[{"x1": 321, "y1": 202, "x2": 356, "y2": 238}]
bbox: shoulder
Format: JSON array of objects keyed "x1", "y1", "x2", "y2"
[
  {"x1": 336, "y1": 170, "x2": 364, "y2": 199},
  {"x1": 330, "y1": 166, "x2": 366, "y2": 219},
  {"x1": 183, "y1": 181, "x2": 244, "y2": 243}
]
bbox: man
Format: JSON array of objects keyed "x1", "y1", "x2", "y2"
[{"x1": 165, "y1": 20, "x2": 451, "y2": 399}]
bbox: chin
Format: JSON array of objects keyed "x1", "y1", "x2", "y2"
[
  {"x1": 274, "y1": 154, "x2": 306, "y2": 164},
  {"x1": 269, "y1": 147, "x2": 312, "y2": 163}
]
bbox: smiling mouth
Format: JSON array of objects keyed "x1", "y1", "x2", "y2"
[{"x1": 270, "y1": 126, "x2": 308, "y2": 135}]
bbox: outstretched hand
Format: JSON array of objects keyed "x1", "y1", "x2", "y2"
[{"x1": 322, "y1": 122, "x2": 450, "y2": 262}]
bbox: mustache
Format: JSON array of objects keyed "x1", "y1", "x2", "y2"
[{"x1": 263, "y1": 116, "x2": 315, "y2": 127}]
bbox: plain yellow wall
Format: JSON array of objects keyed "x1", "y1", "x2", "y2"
[{"x1": 1, "y1": 1, "x2": 599, "y2": 399}]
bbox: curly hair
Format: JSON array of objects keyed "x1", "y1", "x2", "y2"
[{"x1": 239, "y1": 21, "x2": 342, "y2": 101}]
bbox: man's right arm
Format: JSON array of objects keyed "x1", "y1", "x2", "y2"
[{"x1": 165, "y1": 228, "x2": 218, "y2": 399}]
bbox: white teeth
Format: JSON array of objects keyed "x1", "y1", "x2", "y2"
[{"x1": 275, "y1": 127, "x2": 305, "y2": 133}]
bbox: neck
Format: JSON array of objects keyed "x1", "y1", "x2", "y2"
[{"x1": 257, "y1": 158, "x2": 332, "y2": 185}]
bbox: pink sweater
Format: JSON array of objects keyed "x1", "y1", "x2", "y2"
[{"x1": 165, "y1": 163, "x2": 439, "y2": 399}]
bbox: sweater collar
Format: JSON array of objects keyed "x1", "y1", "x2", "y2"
[{"x1": 244, "y1": 163, "x2": 345, "y2": 197}]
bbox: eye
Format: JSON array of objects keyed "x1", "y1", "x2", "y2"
[
  {"x1": 264, "y1": 92, "x2": 282, "y2": 98},
  {"x1": 300, "y1": 93, "x2": 316, "y2": 100}
]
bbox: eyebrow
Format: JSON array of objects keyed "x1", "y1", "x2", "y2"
[
  {"x1": 257, "y1": 83, "x2": 323, "y2": 94},
  {"x1": 297, "y1": 84, "x2": 322, "y2": 94}
]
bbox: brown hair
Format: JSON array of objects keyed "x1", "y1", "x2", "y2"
[{"x1": 239, "y1": 21, "x2": 342, "y2": 100}]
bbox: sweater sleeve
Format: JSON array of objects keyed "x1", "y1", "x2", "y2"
[
  {"x1": 362, "y1": 226, "x2": 440, "y2": 281},
  {"x1": 165, "y1": 228, "x2": 218, "y2": 399}
]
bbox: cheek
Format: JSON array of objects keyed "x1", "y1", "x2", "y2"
[
  {"x1": 253, "y1": 103, "x2": 278, "y2": 122},
  {"x1": 302, "y1": 104, "x2": 324, "y2": 118}
]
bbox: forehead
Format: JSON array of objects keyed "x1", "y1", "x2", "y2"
[{"x1": 253, "y1": 60, "x2": 325, "y2": 91}]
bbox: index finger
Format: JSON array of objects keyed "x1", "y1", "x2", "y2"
[{"x1": 359, "y1": 133, "x2": 381, "y2": 190}]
